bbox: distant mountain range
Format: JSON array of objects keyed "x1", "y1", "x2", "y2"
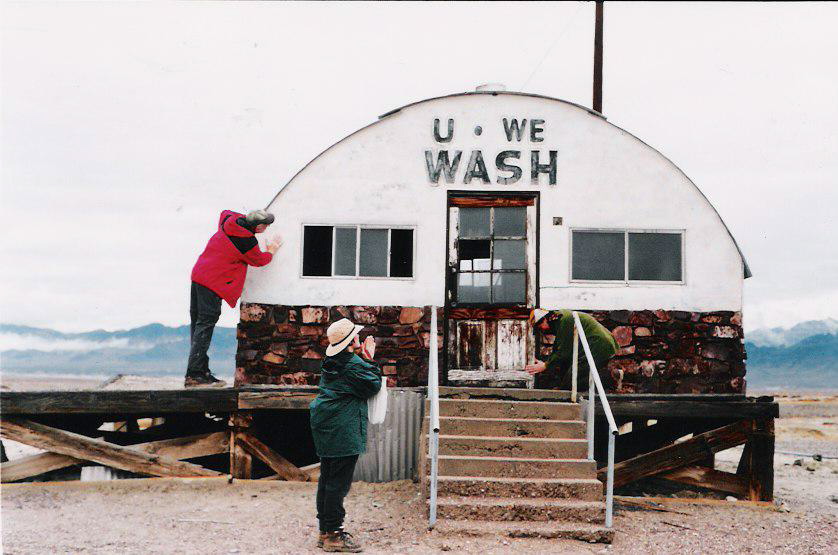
[
  {"x1": 0, "y1": 319, "x2": 835, "y2": 391},
  {"x1": 0, "y1": 323, "x2": 237, "y2": 380}
]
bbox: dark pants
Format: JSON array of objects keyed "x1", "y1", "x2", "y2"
[
  {"x1": 536, "y1": 358, "x2": 615, "y2": 391},
  {"x1": 316, "y1": 455, "x2": 359, "y2": 532},
  {"x1": 186, "y1": 282, "x2": 222, "y2": 377}
]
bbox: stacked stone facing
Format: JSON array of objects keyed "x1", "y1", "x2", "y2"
[
  {"x1": 236, "y1": 304, "x2": 746, "y2": 393},
  {"x1": 536, "y1": 309, "x2": 746, "y2": 394},
  {"x1": 235, "y1": 304, "x2": 443, "y2": 387}
]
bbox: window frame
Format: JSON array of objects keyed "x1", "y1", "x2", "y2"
[
  {"x1": 569, "y1": 228, "x2": 686, "y2": 285},
  {"x1": 299, "y1": 223, "x2": 417, "y2": 280},
  {"x1": 454, "y1": 205, "x2": 529, "y2": 306}
]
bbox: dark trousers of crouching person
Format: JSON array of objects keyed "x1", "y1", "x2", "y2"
[{"x1": 309, "y1": 318, "x2": 382, "y2": 553}]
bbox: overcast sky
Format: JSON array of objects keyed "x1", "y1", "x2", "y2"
[{"x1": 1, "y1": 1, "x2": 836, "y2": 333}]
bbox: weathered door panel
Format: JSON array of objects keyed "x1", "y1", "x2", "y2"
[{"x1": 445, "y1": 194, "x2": 538, "y2": 382}]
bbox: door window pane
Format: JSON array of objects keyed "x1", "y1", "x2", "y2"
[
  {"x1": 457, "y1": 273, "x2": 491, "y2": 303},
  {"x1": 493, "y1": 240, "x2": 526, "y2": 270},
  {"x1": 572, "y1": 231, "x2": 625, "y2": 280},
  {"x1": 390, "y1": 229, "x2": 414, "y2": 277},
  {"x1": 302, "y1": 226, "x2": 333, "y2": 276},
  {"x1": 492, "y1": 273, "x2": 526, "y2": 303},
  {"x1": 334, "y1": 227, "x2": 357, "y2": 276},
  {"x1": 493, "y1": 207, "x2": 526, "y2": 237},
  {"x1": 359, "y1": 228, "x2": 388, "y2": 277},
  {"x1": 459, "y1": 207, "x2": 490, "y2": 237},
  {"x1": 458, "y1": 239, "x2": 490, "y2": 270},
  {"x1": 629, "y1": 232, "x2": 682, "y2": 281}
]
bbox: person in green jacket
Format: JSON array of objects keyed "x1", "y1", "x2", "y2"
[
  {"x1": 524, "y1": 309, "x2": 619, "y2": 391},
  {"x1": 310, "y1": 317, "x2": 382, "y2": 553}
]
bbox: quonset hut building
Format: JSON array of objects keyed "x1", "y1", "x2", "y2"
[{"x1": 235, "y1": 88, "x2": 751, "y2": 394}]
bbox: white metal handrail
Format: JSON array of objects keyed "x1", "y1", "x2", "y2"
[
  {"x1": 572, "y1": 310, "x2": 618, "y2": 528},
  {"x1": 427, "y1": 306, "x2": 440, "y2": 529}
]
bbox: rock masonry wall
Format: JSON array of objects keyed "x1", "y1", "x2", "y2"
[{"x1": 236, "y1": 304, "x2": 746, "y2": 393}]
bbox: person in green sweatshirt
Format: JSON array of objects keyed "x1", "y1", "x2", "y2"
[
  {"x1": 309, "y1": 317, "x2": 382, "y2": 553},
  {"x1": 524, "y1": 309, "x2": 619, "y2": 391}
]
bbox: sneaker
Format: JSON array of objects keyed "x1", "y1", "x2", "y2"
[
  {"x1": 316, "y1": 531, "x2": 328, "y2": 548},
  {"x1": 184, "y1": 373, "x2": 227, "y2": 388},
  {"x1": 322, "y1": 530, "x2": 362, "y2": 553}
]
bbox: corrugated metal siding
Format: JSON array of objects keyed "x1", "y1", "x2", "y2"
[{"x1": 353, "y1": 388, "x2": 425, "y2": 483}]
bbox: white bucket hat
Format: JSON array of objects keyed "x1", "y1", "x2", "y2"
[
  {"x1": 325, "y1": 318, "x2": 365, "y2": 357},
  {"x1": 529, "y1": 308, "x2": 550, "y2": 326}
]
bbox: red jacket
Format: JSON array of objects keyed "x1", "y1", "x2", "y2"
[{"x1": 191, "y1": 210, "x2": 273, "y2": 307}]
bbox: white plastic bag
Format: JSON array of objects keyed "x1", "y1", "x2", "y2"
[{"x1": 368, "y1": 378, "x2": 388, "y2": 424}]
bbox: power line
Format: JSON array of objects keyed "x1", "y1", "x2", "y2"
[{"x1": 520, "y1": 2, "x2": 587, "y2": 91}]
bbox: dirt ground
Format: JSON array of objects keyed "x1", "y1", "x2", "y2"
[{"x1": 2, "y1": 389, "x2": 837, "y2": 554}]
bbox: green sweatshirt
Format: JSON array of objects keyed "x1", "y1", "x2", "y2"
[
  {"x1": 309, "y1": 350, "x2": 382, "y2": 458},
  {"x1": 542, "y1": 310, "x2": 618, "y2": 375}
]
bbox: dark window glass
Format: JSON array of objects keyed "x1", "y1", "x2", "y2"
[
  {"x1": 492, "y1": 273, "x2": 526, "y2": 303},
  {"x1": 458, "y1": 239, "x2": 491, "y2": 270},
  {"x1": 457, "y1": 272, "x2": 491, "y2": 303},
  {"x1": 493, "y1": 239, "x2": 526, "y2": 270},
  {"x1": 629, "y1": 233, "x2": 682, "y2": 281},
  {"x1": 390, "y1": 229, "x2": 414, "y2": 277},
  {"x1": 359, "y1": 228, "x2": 388, "y2": 277},
  {"x1": 334, "y1": 227, "x2": 357, "y2": 276},
  {"x1": 493, "y1": 207, "x2": 526, "y2": 237},
  {"x1": 459, "y1": 207, "x2": 490, "y2": 237},
  {"x1": 302, "y1": 226, "x2": 333, "y2": 276},
  {"x1": 572, "y1": 231, "x2": 625, "y2": 280}
]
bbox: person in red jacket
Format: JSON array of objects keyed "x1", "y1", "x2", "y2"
[{"x1": 187, "y1": 209, "x2": 281, "y2": 387}]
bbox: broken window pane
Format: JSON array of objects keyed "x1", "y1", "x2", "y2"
[
  {"x1": 459, "y1": 207, "x2": 490, "y2": 237},
  {"x1": 458, "y1": 239, "x2": 491, "y2": 270},
  {"x1": 493, "y1": 239, "x2": 526, "y2": 270},
  {"x1": 334, "y1": 227, "x2": 357, "y2": 276},
  {"x1": 572, "y1": 231, "x2": 625, "y2": 280},
  {"x1": 457, "y1": 272, "x2": 491, "y2": 303},
  {"x1": 390, "y1": 229, "x2": 414, "y2": 277},
  {"x1": 492, "y1": 272, "x2": 526, "y2": 303},
  {"x1": 359, "y1": 228, "x2": 388, "y2": 277},
  {"x1": 629, "y1": 232, "x2": 682, "y2": 281},
  {"x1": 302, "y1": 226, "x2": 333, "y2": 276},
  {"x1": 493, "y1": 207, "x2": 526, "y2": 237}
]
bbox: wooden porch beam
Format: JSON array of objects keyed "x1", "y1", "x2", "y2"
[
  {"x1": 658, "y1": 465, "x2": 749, "y2": 498},
  {"x1": 1, "y1": 419, "x2": 222, "y2": 478},
  {"x1": 598, "y1": 420, "x2": 751, "y2": 488},
  {"x1": 237, "y1": 433, "x2": 310, "y2": 482}
]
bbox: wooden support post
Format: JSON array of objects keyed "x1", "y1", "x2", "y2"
[
  {"x1": 747, "y1": 418, "x2": 774, "y2": 502},
  {"x1": 229, "y1": 412, "x2": 253, "y2": 479},
  {"x1": 237, "y1": 433, "x2": 310, "y2": 482},
  {"x1": 599, "y1": 420, "x2": 750, "y2": 488},
  {"x1": 0, "y1": 419, "x2": 221, "y2": 478}
]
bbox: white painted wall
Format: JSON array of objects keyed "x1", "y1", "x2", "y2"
[{"x1": 243, "y1": 92, "x2": 745, "y2": 312}]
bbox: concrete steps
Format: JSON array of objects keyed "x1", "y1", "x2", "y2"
[
  {"x1": 431, "y1": 520, "x2": 615, "y2": 543},
  {"x1": 426, "y1": 388, "x2": 612, "y2": 544},
  {"x1": 437, "y1": 476, "x2": 603, "y2": 500},
  {"x1": 436, "y1": 497, "x2": 605, "y2": 523},
  {"x1": 438, "y1": 435, "x2": 587, "y2": 458},
  {"x1": 432, "y1": 398, "x2": 581, "y2": 420},
  {"x1": 433, "y1": 416, "x2": 586, "y2": 438},
  {"x1": 435, "y1": 454, "x2": 596, "y2": 479}
]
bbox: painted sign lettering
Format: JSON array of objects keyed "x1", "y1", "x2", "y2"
[{"x1": 425, "y1": 118, "x2": 557, "y2": 186}]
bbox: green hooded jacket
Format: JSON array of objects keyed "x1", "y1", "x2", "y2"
[
  {"x1": 309, "y1": 349, "x2": 382, "y2": 458},
  {"x1": 542, "y1": 310, "x2": 618, "y2": 376}
]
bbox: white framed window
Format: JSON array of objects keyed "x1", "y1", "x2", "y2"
[
  {"x1": 570, "y1": 229, "x2": 684, "y2": 284},
  {"x1": 301, "y1": 225, "x2": 415, "y2": 279}
]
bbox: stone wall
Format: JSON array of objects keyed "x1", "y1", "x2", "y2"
[
  {"x1": 236, "y1": 304, "x2": 746, "y2": 393},
  {"x1": 235, "y1": 304, "x2": 443, "y2": 387},
  {"x1": 535, "y1": 310, "x2": 746, "y2": 394}
]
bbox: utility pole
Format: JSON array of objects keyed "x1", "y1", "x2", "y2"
[{"x1": 593, "y1": 1, "x2": 604, "y2": 113}]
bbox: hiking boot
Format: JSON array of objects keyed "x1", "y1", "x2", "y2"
[
  {"x1": 316, "y1": 531, "x2": 329, "y2": 548},
  {"x1": 184, "y1": 373, "x2": 227, "y2": 388},
  {"x1": 322, "y1": 530, "x2": 362, "y2": 552}
]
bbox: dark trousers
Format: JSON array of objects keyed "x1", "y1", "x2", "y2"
[
  {"x1": 186, "y1": 282, "x2": 222, "y2": 377},
  {"x1": 316, "y1": 455, "x2": 359, "y2": 532}
]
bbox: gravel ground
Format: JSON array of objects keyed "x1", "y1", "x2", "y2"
[{"x1": 2, "y1": 393, "x2": 836, "y2": 554}]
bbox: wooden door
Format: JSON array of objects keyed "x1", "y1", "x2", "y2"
[{"x1": 445, "y1": 193, "x2": 538, "y2": 384}]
